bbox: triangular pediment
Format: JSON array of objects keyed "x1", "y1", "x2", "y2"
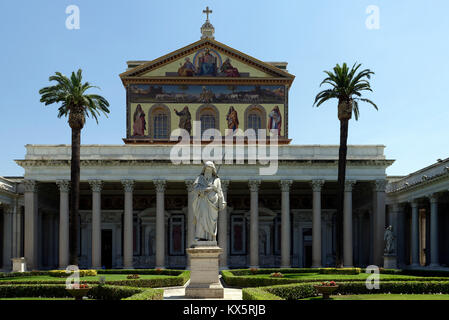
[{"x1": 120, "y1": 39, "x2": 294, "y2": 82}]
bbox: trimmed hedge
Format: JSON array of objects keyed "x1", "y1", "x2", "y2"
[
  {"x1": 0, "y1": 270, "x2": 189, "y2": 288},
  {"x1": 222, "y1": 268, "x2": 449, "y2": 288},
  {"x1": 242, "y1": 288, "x2": 284, "y2": 300},
  {"x1": 0, "y1": 284, "x2": 163, "y2": 300},
  {"x1": 243, "y1": 281, "x2": 449, "y2": 300},
  {"x1": 319, "y1": 268, "x2": 361, "y2": 275}
]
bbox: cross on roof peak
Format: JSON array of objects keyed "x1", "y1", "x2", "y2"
[{"x1": 203, "y1": 6, "x2": 212, "y2": 21}]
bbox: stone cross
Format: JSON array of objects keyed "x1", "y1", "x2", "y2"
[{"x1": 203, "y1": 6, "x2": 212, "y2": 21}]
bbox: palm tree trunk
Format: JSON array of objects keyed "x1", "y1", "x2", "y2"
[
  {"x1": 335, "y1": 118, "x2": 349, "y2": 267},
  {"x1": 69, "y1": 127, "x2": 81, "y2": 265}
]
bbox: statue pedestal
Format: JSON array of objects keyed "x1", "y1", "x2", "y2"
[
  {"x1": 11, "y1": 257, "x2": 26, "y2": 272},
  {"x1": 185, "y1": 241, "x2": 224, "y2": 299},
  {"x1": 383, "y1": 254, "x2": 397, "y2": 269}
]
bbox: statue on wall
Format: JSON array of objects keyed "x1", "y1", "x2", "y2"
[
  {"x1": 132, "y1": 104, "x2": 146, "y2": 136},
  {"x1": 192, "y1": 161, "x2": 226, "y2": 242},
  {"x1": 384, "y1": 225, "x2": 395, "y2": 255},
  {"x1": 226, "y1": 106, "x2": 239, "y2": 131},
  {"x1": 174, "y1": 106, "x2": 192, "y2": 135},
  {"x1": 268, "y1": 105, "x2": 282, "y2": 135}
]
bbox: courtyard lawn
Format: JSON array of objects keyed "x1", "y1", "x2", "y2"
[
  {"x1": 0, "y1": 274, "x2": 175, "y2": 282},
  {"x1": 243, "y1": 273, "x2": 441, "y2": 281},
  {"x1": 301, "y1": 294, "x2": 449, "y2": 300}
]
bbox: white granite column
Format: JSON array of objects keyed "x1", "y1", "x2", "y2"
[
  {"x1": 24, "y1": 180, "x2": 38, "y2": 270},
  {"x1": 122, "y1": 180, "x2": 134, "y2": 269},
  {"x1": 218, "y1": 180, "x2": 229, "y2": 269},
  {"x1": 410, "y1": 199, "x2": 420, "y2": 267},
  {"x1": 89, "y1": 180, "x2": 102, "y2": 269},
  {"x1": 154, "y1": 180, "x2": 166, "y2": 269},
  {"x1": 248, "y1": 180, "x2": 261, "y2": 268},
  {"x1": 344, "y1": 180, "x2": 356, "y2": 267},
  {"x1": 56, "y1": 180, "x2": 70, "y2": 269},
  {"x1": 2, "y1": 205, "x2": 13, "y2": 270},
  {"x1": 311, "y1": 180, "x2": 324, "y2": 268},
  {"x1": 428, "y1": 194, "x2": 439, "y2": 267},
  {"x1": 374, "y1": 180, "x2": 387, "y2": 266},
  {"x1": 280, "y1": 180, "x2": 292, "y2": 268}
]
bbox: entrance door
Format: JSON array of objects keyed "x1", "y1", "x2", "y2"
[
  {"x1": 303, "y1": 228, "x2": 312, "y2": 268},
  {"x1": 101, "y1": 229, "x2": 113, "y2": 269}
]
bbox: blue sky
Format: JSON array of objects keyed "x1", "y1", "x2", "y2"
[{"x1": 0, "y1": 0, "x2": 448, "y2": 177}]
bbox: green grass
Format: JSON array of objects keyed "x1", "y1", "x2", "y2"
[
  {"x1": 244, "y1": 273, "x2": 437, "y2": 281},
  {"x1": 0, "y1": 274, "x2": 174, "y2": 282},
  {"x1": 302, "y1": 294, "x2": 449, "y2": 300}
]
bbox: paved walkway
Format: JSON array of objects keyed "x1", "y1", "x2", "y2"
[{"x1": 162, "y1": 278, "x2": 242, "y2": 300}]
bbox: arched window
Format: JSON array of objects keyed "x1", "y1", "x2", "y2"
[
  {"x1": 149, "y1": 104, "x2": 170, "y2": 139},
  {"x1": 245, "y1": 105, "x2": 266, "y2": 136},
  {"x1": 196, "y1": 105, "x2": 219, "y2": 136}
]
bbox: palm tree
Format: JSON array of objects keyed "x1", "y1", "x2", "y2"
[
  {"x1": 314, "y1": 63, "x2": 377, "y2": 267},
  {"x1": 39, "y1": 69, "x2": 110, "y2": 265}
]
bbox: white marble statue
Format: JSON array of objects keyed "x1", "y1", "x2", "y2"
[
  {"x1": 192, "y1": 161, "x2": 226, "y2": 242},
  {"x1": 384, "y1": 225, "x2": 395, "y2": 254}
]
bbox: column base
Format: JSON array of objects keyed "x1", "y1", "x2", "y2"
[
  {"x1": 428, "y1": 263, "x2": 441, "y2": 268},
  {"x1": 343, "y1": 265, "x2": 354, "y2": 268},
  {"x1": 410, "y1": 263, "x2": 421, "y2": 268},
  {"x1": 311, "y1": 264, "x2": 322, "y2": 268},
  {"x1": 280, "y1": 265, "x2": 291, "y2": 269},
  {"x1": 155, "y1": 266, "x2": 166, "y2": 269},
  {"x1": 219, "y1": 266, "x2": 229, "y2": 271}
]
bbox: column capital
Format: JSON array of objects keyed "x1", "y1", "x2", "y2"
[
  {"x1": 374, "y1": 179, "x2": 388, "y2": 192},
  {"x1": 153, "y1": 179, "x2": 166, "y2": 193},
  {"x1": 56, "y1": 180, "x2": 70, "y2": 193},
  {"x1": 409, "y1": 198, "x2": 419, "y2": 208},
  {"x1": 121, "y1": 179, "x2": 135, "y2": 192},
  {"x1": 344, "y1": 180, "x2": 357, "y2": 192},
  {"x1": 279, "y1": 179, "x2": 293, "y2": 192},
  {"x1": 88, "y1": 180, "x2": 103, "y2": 192},
  {"x1": 3, "y1": 204, "x2": 13, "y2": 215},
  {"x1": 426, "y1": 193, "x2": 439, "y2": 203},
  {"x1": 23, "y1": 180, "x2": 38, "y2": 193},
  {"x1": 220, "y1": 179, "x2": 230, "y2": 192},
  {"x1": 248, "y1": 180, "x2": 261, "y2": 192},
  {"x1": 185, "y1": 179, "x2": 195, "y2": 192},
  {"x1": 310, "y1": 179, "x2": 325, "y2": 192}
]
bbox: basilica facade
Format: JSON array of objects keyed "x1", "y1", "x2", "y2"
[{"x1": 1, "y1": 17, "x2": 445, "y2": 272}]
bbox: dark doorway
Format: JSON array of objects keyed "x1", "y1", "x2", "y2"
[
  {"x1": 303, "y1": 228, "x2": 312, "y2": 268},
  {"x1": 101, "y1": 229, "x2": 113, "y2": 269}
]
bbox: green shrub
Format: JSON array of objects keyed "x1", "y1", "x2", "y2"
[{"x1": 319, "y1": 268, "x2": 361, "y2": 275}]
